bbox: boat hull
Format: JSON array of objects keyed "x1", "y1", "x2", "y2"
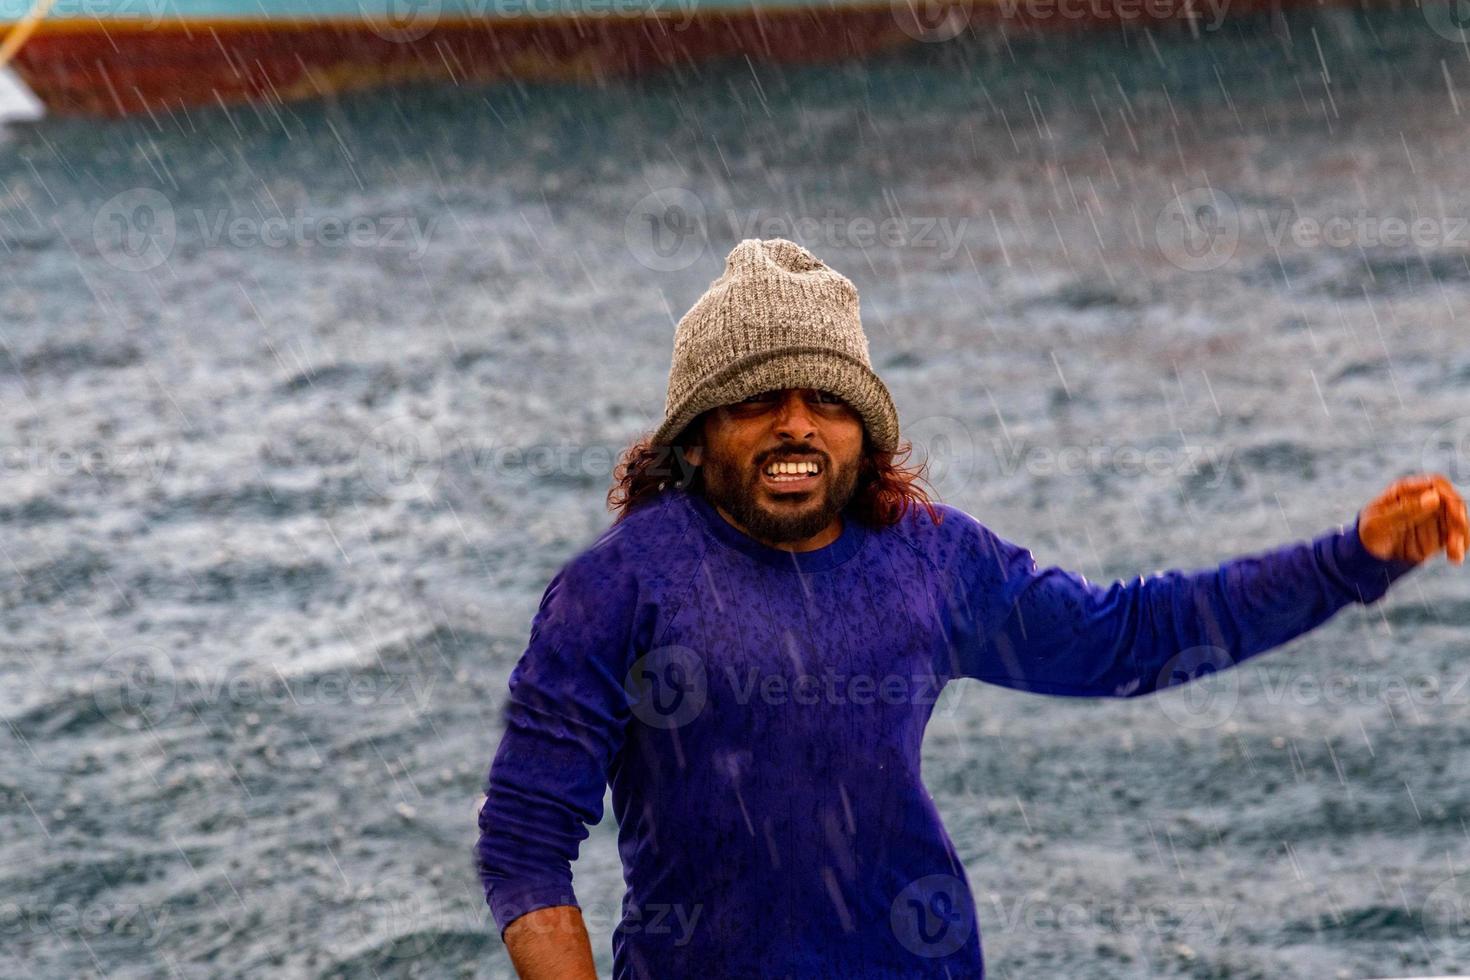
[{"x1": 3, "y1": 0, "x2": 1288, "y2": 117}]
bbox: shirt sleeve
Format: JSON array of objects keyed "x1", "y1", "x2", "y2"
[
  {"x1": 936, "y1": 509, "x2": 1421, "y2": 698},
  {"x1": 475, "y1": 539, "x2": 643, "y2": 937}
]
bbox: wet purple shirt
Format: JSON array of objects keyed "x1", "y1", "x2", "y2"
[{"x1": 475, "y1": 486, "x2": 1415, "y2": 978}]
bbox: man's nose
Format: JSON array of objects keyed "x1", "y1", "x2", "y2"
[{"x1": 773, "y1": 390, "x2": 817, "y2": 440}]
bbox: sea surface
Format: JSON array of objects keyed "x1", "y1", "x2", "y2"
[{"x1": 2, "y1": 6, "x2": 1470, "y2": 978}]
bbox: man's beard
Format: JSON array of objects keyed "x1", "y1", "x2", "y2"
[{"x1": 699, "y1": 446, "x2": 861, "y2": 545}]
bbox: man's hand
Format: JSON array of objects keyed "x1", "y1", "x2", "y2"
[{"x1": 1359, "y1": 473, "x2": 1468, "y2": 565}]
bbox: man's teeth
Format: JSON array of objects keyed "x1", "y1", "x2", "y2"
[{"x1": 763, "y1": 461, "x2": 820, "y2": 479}]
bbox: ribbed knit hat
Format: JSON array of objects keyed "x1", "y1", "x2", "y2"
[{"x1": 651, "y1": 238, "x2": 901, "y2": 453}]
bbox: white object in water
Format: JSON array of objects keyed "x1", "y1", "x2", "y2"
[{"x1": 0, "y1": 66, "x2": 43, "y2": 122}]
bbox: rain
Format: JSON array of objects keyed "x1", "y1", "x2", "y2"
[{"x1": 1, "y1": 0, "x2": 1469, "y2": 976}]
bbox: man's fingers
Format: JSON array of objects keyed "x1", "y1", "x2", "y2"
[
  {"x1": 1394, "y1": 474, "x2": 1439, "y2": 496},
  {"x1": 1435, "y1": 481, "x2": 1469, "y2": 564},
  {"x1": 1419, "y1": 519, "x2": 1442, "y2": 563},
  {"x1": 1387, "y1": 489, "x2": 1446, "y2": 563},
  {"x1": 1371, "y1": 475, "x2": 1469, "y2": 564},
  {"x1": 1424, "y1": 474, "x2": 1469, "y2": 563}
]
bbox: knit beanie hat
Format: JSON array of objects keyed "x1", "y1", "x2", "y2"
[{"x1": 651, "y1": 238, "x2": 901, "y2": 453}]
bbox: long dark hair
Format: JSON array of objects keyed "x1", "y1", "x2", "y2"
[{"x1": 606, "y1": 413, "x2": 943, "y2": 529}]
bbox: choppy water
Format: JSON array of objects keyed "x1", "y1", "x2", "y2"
[{"x1": 3, "y1": 7, "x2": 1470, "y2": 978}]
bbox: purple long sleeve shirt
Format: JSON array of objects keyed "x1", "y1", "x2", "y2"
[{"x1": 475, "y1": 486, "x2": 1417, "y2": 978}]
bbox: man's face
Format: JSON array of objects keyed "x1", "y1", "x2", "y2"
[{"x1": 688, "y1": 387, "x2": 865, "y2": 547}]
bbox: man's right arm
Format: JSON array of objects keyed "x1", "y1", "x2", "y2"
[{"x1": 475, "y1": 539, "x2": 645, "y2": 976}]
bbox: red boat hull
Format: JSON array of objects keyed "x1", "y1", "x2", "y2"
[{"x1": 4, "y1": 0, "x2": 1286, "y2": 118}]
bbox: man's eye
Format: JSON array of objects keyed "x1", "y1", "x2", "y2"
[{"x1": 815, "y1": 391, "x2": 844, "y2": 404}]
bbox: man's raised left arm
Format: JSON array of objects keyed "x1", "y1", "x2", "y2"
[{"x1": 938, "y1": 473, "x2": 1466, "y2": 698}]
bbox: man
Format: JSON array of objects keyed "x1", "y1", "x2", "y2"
[{"x1": 475, "y1": 238, "x2": 1467, "y2": 979}]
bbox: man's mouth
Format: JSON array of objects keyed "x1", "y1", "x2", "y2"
[{"x1": 758, "y1": 457, "x2": 823, "y2": 493}]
